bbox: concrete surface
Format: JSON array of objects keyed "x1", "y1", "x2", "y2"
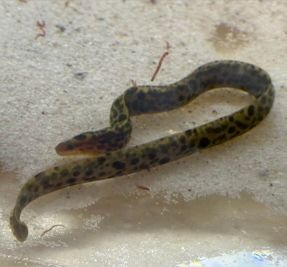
[{"x1": 0, "y1": 0, "x2": 287, "y2": 266}]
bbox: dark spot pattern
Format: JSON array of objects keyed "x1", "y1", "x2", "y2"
[
  {"x1": 185, "y1": 129, "x2": 193, "y2": 136},
  {"x1": 118, "y1": 114, "x2": 127, "y2": 121},
  {"x1": 248, "y1": 105, "x2": 255, "y2": 116},
  {"x1": 130, "y1": 158, "x2": 139, "y2": 165},
  {"x1": 228, "y1": 126, "x2": 236, "y2": 134},
  {"x1": 179, "y1": 136, "x2": 186, "y2": 144},
  {"x1": 85, "y1": 169, "x2": 93, "y2": 177},
  {"x1": 10, "y1": 60, "x2": 275, "y2": 242},
  {"x1": 97, "y1": 156, "x2": 106, "y2": 165},
  {"x1": 73, "y1": 171, "x2": 80, "y2": 177},
  {"x1": 60, "y1": 169, "x2": 69, "y2": 177},
  {"x1": 67, "y1": 178, "x2": 76, "y2": 184},
  {"x1": 40, "y1": 176, "x2": 50, "y2": 187},
  {"x1": 235, "y1": 120, "x2": 249, "y2": 130},
  {"x1": 160, "y1": 144, "x2": 168, "y2": 153},
  {"x1": 159, "y1": 157, "x2": 170, "y2": 164},
  {"x1": 137, "y1": 91, "x2": 146, "y2": 100},
  {"x1": 178, "y1": 95, "x2": 185, "y2": 102},
  {"x1": 20, "y1": 195, "x2": 28, "y2": 206},
  {"x1": 148, "y1": 151, "x2": 157, "y2": 160},
  {"x1": 181, "y1": 145, "x2": 188, "y2": 152},
  {"x1": 112, "y1": 161, "x2": 126, "y2": 170},
  {"x1": 198, "y1": 137, "x2": 211, "y2": 148}
]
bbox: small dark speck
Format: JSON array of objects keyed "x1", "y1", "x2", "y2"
[
  {"x1": 269, "y1": 183, "x2": 273, "y2": 187},
  {"x1": 258, "y1": 169, "x2": 269, "y2": 177},
  {"x1": 55, "y1": 24, "x2": 66, "y2": 32},
  {"x1": 66, "y1": 192, "x2": 71, "y2": 199},
  {"x1": 74, "y1": 72, "x2": 88, "y2": 80},
  {"x1": 66, "y1": 63, "x2": 72, "y2": 68},
  {"x1": 41, "y1": 111, "x2": 47, "y2": 115}
]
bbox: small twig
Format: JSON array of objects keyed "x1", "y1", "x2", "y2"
[
  {"x1": 64, "y1": 0, "x2": 81, "y2": 13},
  {"x1": 130, "y1": 79, "x2": 137, "y2": 87},
  {"x1": 40, "y1": 224, "x2": 65, "y2": 237},
  {"x1": 64, "y1": 0, "x2": 71, "y2": 7},
  {"x1": 137, "y1": 185, "x2": 150, "y2": 191},
  {"x1": 151, "y1": 41, "x2": 170, "y2": 81},
  {"x1": 35, "y1": 20, "x2": 46, "y2": 40}
]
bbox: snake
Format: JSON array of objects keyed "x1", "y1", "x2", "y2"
[{"x1": 9, "y1": 60, "x2": 275, "y2": 242}]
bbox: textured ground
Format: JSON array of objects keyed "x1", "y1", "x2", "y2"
[{"x1": 0, "y1": 0, "x2": 287, "y2": 266}]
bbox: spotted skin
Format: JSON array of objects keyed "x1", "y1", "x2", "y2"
[{"x1": 10, "y1": 60, "x2": 275, "y2": 241}]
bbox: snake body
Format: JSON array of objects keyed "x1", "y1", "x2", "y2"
[{"x1": 10, "y1": 60, "x2": 275, "y2": 241}]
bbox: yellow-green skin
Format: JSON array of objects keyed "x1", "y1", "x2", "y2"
[{"x1": 10, "y1": 60, "x2": 275, "y2": 241}]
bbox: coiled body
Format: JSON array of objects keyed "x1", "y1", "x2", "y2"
[{"x1": 10, "y1": 60, "x2": 275, "y2": 241}]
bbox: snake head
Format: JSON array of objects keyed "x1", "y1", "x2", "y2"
[{"x1": 55, "y1": 129, "x2": 129, "y2": 156}]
